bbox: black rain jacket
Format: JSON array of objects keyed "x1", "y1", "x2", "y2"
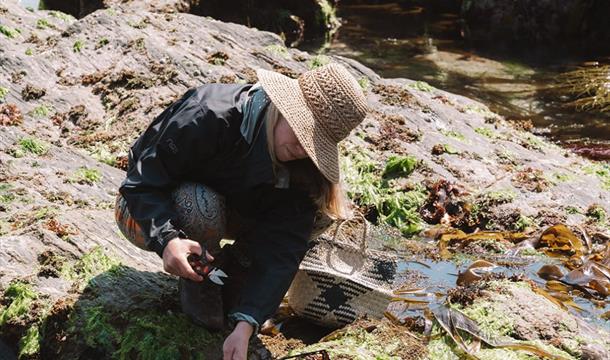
[{"x1": 118, "y1": 83, "x2": 316, "y2": 326}]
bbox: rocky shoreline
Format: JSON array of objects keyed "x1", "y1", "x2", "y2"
[{"x1": 1, "y1": 0, "x2": 609, "y2": 359}]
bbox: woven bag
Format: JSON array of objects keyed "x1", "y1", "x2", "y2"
[{"x1": 287, "y1": 216, "x2": 398, "y2": 328}]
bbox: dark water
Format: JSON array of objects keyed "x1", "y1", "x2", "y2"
[{"x1": 300, "y1": 1, "x2": 610, "y2": 159}]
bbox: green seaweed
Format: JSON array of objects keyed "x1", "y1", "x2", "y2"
[
  {"x1": 69, "y1": 167, "x2": 102, "y2": 185},
  {"x1": 341, "y1": 148, "x2": 427, "y2": 236},
  {"x1": 513, "y1": 215, "x2": 535, "y2": 231},
  {"x1": 0, "y1": 87, "x2": 8, "y2": 101},
  {"x1": 0, "y1": 24, "x2": 20, "y2": 38},
  {"x1": 357, "y1": 76, "x2": 369, "y2": 91},
  {"x1": 264, "y1": 44, "x2": 291, "y2": 60},
  {"x1": 96, "y1": 37, "x2": 109, "y2": 49},
  {"x1": 582, "y1": 163, "x2": 610, "y2": 190},
  {"x1": 0, "y1": 281, "x2": 38, "y2": 326},
  {"x1": 36, "y1": 18, "x2": 52, "y2": 30},
  {"x1": 82, "y1": 305, "x2": 119, "y2": 349},
  {"x1": 586, "y1": 204, "x2": 607, "y2": 223},
  {"x1": 61, "y1": 246, "x2": 122, "y2": 286},
  {"x1": 18, "y1": 325, "x2": 41, "y2": 358},
  {"x1": 73, "y1": 39, "x2": 84, "y2": 53},
  {"x1": 308, "y1": 54, "x2": 330, "y2": 70},
  {"x1": 410, "y1": 80, "x2": 435, "y2": 92},
  {"x1": 383, "y1": 155, "x2": 419, "y2": 178},
  {"x1": 18, "y1": 137, "x2": 49, "y2": 156},
  {"x1": 29, "y1": 104, "x2": 52, "y2": 118},
  {"x1": 72, "y1": 302, "x2": 223, "y2": 359},
  {"x1": 440, "y1": 129, "x2": 467, "y2": 142},
  {"x1": 0, "y1": 183, "x2": 15, "y2": 204},
  {"x1": 49, "y1": 10, "x2": 75, "y2": 22},
  {"x1": 291, "y1": 325, "x2": 402, "y2": 360},
  {"x1": 475, "y1": 127, "x2": 497, "y2": 139}
]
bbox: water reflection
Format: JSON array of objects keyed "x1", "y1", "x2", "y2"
[{"x1": 396, "y1": 257, "x2": 610, "y2": 330}]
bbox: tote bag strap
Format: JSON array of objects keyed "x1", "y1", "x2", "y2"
[{"x1": 326, "y1": 213, "x2": 369, "y2": 275}]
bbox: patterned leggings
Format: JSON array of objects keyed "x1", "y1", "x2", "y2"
[{"x1": 115, "y1": 182, "x2": 334, "y2": 254}]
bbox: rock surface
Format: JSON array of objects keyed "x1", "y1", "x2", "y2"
[{"x1": 0, "y1": 0, "x2": 609, "y2": 358}]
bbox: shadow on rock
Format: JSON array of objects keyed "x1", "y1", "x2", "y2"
[{"x1": 40, "y1": 266, "x2": 226, "y2": 360}]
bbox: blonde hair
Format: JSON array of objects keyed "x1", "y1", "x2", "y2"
[{"x1": 265, "y1": 102, "x2": 351, "y2": 220}]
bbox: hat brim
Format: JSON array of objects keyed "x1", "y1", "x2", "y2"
[{"x1": 257, "y1": 68, "x2": 340, "y2": 183}]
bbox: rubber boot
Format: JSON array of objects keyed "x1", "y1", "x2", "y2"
[{"x1": 179, "y1": 277, "x2": 225, "y2": 330}]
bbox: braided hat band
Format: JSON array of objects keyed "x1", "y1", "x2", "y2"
[{"x1": 257, "y1": 63, "x2": 369, "y2": 183}]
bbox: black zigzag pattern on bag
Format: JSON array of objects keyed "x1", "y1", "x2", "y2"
[{"x1": 302, "y1": 271, "x2": 369, "y2": 325}]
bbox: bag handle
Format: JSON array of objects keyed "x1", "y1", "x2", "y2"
[
  {"x1": 330, "y1": 213, "x2": 369, "y2": 255},
  {"x1": 325, "y1": 214, "x2": 369, "y2": 276}
]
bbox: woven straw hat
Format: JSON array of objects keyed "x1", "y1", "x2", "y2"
[{"x1": 257, "y1": 63, "x2": 368, "y2": 183}]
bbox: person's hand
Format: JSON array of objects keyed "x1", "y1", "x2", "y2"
[
  {"x1": 223, "y1": 321, "x2": 253, "y2": 360},
  {"x1": 162, "y1": 237, "x2": 213, "y2": 282}
]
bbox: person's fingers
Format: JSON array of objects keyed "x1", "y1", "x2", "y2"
[
  {"x1": 178, "y1": 256, "x2": 204, "y2": 282},
  {"x1": 223, "y1": 343, "x2": 233, "y2": 360},
  {"x1": 205, "y1": 251, "x2": 214, "y2": 262},
  {"x1": 185, "y1": 240, "x2": 202, "y2": 256}
]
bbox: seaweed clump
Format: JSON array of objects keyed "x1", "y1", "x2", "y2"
[
  {"x1": 553, "y1": 65, "x2": 610, "y2": 112},
  {"x1": 341, "y1": 146, "x2": 427, "y2": 236},
  {"x1": 0, "y1": 103, "x2": 23, "y2": 126}
]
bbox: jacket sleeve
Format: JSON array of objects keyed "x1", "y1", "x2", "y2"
[
  {"x1": 228, "y1": 187, "x2": 315, "y2": 327},
  {"x1": 119, "y1": 88, "x2": 221, "y2": 257}
]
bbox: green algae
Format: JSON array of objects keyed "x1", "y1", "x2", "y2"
[
  {"x1": 410, "y1": 80, "x2": 435, "y2": 92},
  {"x1": 0, "y1": 87, "x2": 8, "y2": 101},
  {"x1": 342, "y1": 148, "x2": 427, "y2": 236},
  {"x1": 513, "y1": 215, "x2": 535, "y2": 231},
  {"x1": 520, "y1": 134, "x2": 546, "y2": 151},
  {"x1": 0, "y1": 24, "x2": 20, "y2": 38},
  {"x1": 479, "y1": 188, "x2": 516, "y2": 206},
  {"x1": 96, "y1": 37, "x2": 110, "y2": 49},
  {"x1": 264, "y1": 44, "x2": 291, "y2": 60},
  {"x1": 582, "y1": 163, "x2": 610, "y2": 190},
  {"x1": 458, "y1": 300, "x2": 515, "y2": 339},
  {"x1": 60, "y1": 246, "x2": 122, "y2": 287},
  {"x1": 426, "y1": 335, "x2": 460, "y2": 360},
  {"x1": 49, "y1": 10, "x2": 75, "y2": 22},
  {"x1": 358, "y1": 76, "x2": 369, "y2": 91},
  {"x1": 73, "y1": 39, "x2": 84, "y2": 53},
  {"x1": 290, "y1": 326, "x2": 402, "y2": 360},
  {"x1": 308, "y1": 54, "x2": 330, "y2": 70},
  {"x1": 0, "y1": 281, "x2": 38, "y2": 326},
  {"x1": 36, "y1": 18, "x2": 52, "y2": 30},
  {"x1": 586, "y1": 204, "x2": 607, "y2": 223},
  {"x1": 0, "y1": 183, "x2": 16, "y2": 204},
  {"x1": 475, "y1": 126, "x2": 499, "y2": 139},
  {"x1": 69, "y1": 167, "x2": 102, "y2": 185},
  {"x1": 29, "y1": 104, "x2": 52, "y2": 118},
  {"x1": 17, "y1": 137, "x2": 49, "y2": 156},
  {"x1": 70, "y1": 303, "x2": 223, "y2": 359},
  {"x1": 18, "y1": 325, "x2": 41, "y2": 358},
  {"x1": 440, "y1": 129, "x2": 467, "y2": 142},
  {"x1": 383, "y1": 155, "x2": 419, "y2": 178}
]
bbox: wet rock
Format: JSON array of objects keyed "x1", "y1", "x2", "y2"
[{"x1": 0, "y1": 0, "x2": 609, "y2": 358}]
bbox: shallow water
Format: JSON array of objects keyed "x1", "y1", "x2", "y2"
[
  {"x1": 301, "y1": 1, "x2": 610, "y2": 160},
  {"x1": 396, "y1": 256, "x2": 610, "y2": 330}
]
